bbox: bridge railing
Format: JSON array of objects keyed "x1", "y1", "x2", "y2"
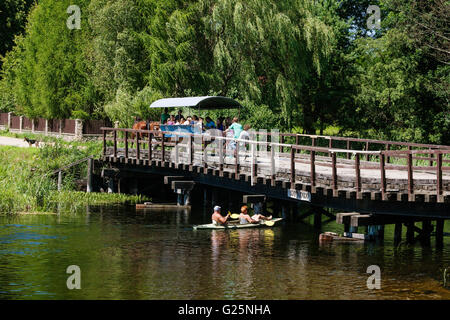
[{"x1": 101, "y1": 127, "x2": 449, "y2": 202}]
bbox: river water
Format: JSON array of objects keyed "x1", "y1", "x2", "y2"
[{"x1": 0, "y1": 204, "x2": 449, "y2": 300}]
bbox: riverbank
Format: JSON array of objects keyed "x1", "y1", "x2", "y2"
[{"x1": 0, "y1": 139, "x2": 147, "y2": 214}]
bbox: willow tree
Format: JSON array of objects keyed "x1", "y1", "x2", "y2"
[
  {"x1": 202, "y1": 0, "x2": 342, "y2": 131},
  {"x1": 138, "y1": 0, "x2": 214, "y2": 97}
]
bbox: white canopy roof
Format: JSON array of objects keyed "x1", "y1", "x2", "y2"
[{"x1": 149, "y1": 96, "x2": 241, "y2": 110}]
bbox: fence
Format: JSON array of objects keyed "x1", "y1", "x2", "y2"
[{"x1": 0, "y1": 112, "x2": 109, "y2": 139}]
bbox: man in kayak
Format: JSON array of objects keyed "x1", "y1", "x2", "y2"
[
  {"x1": 239, "y1": 205, "x2": 272, "y2": 224},
  {"x1": 212, "y1": 206, "x2": 230, "y2": 226}
]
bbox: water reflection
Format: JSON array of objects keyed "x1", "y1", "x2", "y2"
[{"x1": 0, "y1": 205, "x2": 449, "y2": 300}]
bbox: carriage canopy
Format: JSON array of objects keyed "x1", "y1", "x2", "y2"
[{"x1": 149, "y1": 96, "x2": 241, "y2": 110}]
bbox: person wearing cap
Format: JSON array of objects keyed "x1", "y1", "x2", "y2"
[
  {"x1": 211, "y1": 206, "x2": 230, "y2": 226},
  {"x1": 239, "y1": 205, "x2": 272, "y2": 224}
]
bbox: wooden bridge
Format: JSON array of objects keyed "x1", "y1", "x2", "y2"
[{"x1": 99, "y1": 127, "x2": 450, "y2": 219}]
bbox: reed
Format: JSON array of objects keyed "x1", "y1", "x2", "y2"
[{"x1": 0, "y1": 141, "x2": 146, "y2": 214}]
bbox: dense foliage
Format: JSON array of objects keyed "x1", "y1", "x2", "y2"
[{"x1": 0, "y1": 0, "x2": 448, "y2": 144}]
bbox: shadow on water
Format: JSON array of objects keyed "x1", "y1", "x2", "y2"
[{"x1": 0, "y1": 203, "x2": 449, "y2": 299}]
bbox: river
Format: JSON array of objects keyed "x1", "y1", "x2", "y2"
[{"x1": 0, "y1": 204, "x2": 449, "y2": 299}]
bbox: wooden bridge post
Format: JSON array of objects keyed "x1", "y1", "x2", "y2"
[
  {"x1": 437, "y1": 152, "x2": 442, "y2": 201},
  {"x1": 394, "y1": 223, "x2": 402, "y2": 245},
  {"x1": 380, "y1": 153, "x2": 386, "y2": 200},
  {"x1": 161, "y1": 132, "x2": 165, "y2": 163},
  {"x1": 386, "y1": 144, "x2": 390, "y2": 163},
  {"x1": 365, "y1": 142, "x2": 370, "y2": 161},
  {"x1": 234, "y1": 141, "x2": 240, "y2": 180},
  {"x1": 251, "y1": 141, "x2": 257, "y2": 186},
  {"x1": 310, "y1": 150, "x2": 316, "y2": 191},
  {"x1": 102, "y1": 130, "x2": 106, "y2": 156},
  {"x1": 136, "y1": 130, "x2": 140, "y2": 162},
  {"x1": 124, "y1": 131, "x2": 128, "y2": 159},
  {"x1": 87, "y1": 158, "x2": 93, "y2": 193},
  {"x1": 346, "y1": 140, "x2": 351, "y2": 159},
  {"x1": 271, "y1": 145, "x2": 276, "y2": 186},
  {"x1": 113, "y1": 129, "x2": 117, "y2": 159},
  {"x1": 175, "y1": 137, "x2": 179, "y2": 166},
  {"x1": 406, "y1": 222, "x2": 415, "y2": 243},
  {"x1": 218, "y1": 136, "x2": 224, "y2": 176},
  {"x1": 407, "y1": 152, "x2": 414, "y2": 201},
  {"x1": 148, "y1": 132, "x2": 153, "y2": 161},
  {"x1": 421, "y1": 220, "x2": 432, "y2": 246},
  {"x1": 328, "y1": 138, "x2": 332, "y2": 157},
  {"x1": 313, "y1": 210, "x2": 322, "y2": 229},
  {"x1": 331, "y1": 152, "x2": 337, "y2": 195},
  {"x1": 188, "y1": 134, "x2": 193, "y2": 165},
  {"x1": 355, "y1": 153, "x2": 361, "y2": 198},
  {"x1": 290, "y1": 147, "x2": 295, "y2": 185},
  {"x1": 202, "y1": 135, "x2": 207, "y2": 173}
]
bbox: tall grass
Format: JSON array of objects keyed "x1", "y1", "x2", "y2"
[{"x1": 0, "y1": 141, "x2": 147, "y2": 214}]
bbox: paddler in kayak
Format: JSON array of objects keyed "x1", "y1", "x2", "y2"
[
  {"x1": 211, "y1": 206, "x2": 230, "y2": 226},
  {"x1": 239, "y1": 205, "x2": 272, "y2": 224}
]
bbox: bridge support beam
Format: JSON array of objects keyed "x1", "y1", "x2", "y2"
[
  {"x1": 314, "y1": 211, "x2": 322, "y2": 229},
  {"x1": 171, "y1": 181, "x2": 194, "y2": 206},
  {"x1": 436, "y1": 219, "x2": 444, "y2": 249},
  {"x1": 394, "y1": 223, "x2": 402, "y2": 245},
  {"x1": 420, "y1": 220, "x2": 432, "y2": 246},
  {"x1": 406, "y1": 222, "x2": 415, "y2": 244}
]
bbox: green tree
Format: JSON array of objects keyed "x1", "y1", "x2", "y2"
[
  {"x1": 1, "y1": 0, "x2": 95, "y2": 119},
  {"x1": 0, "y1": 0, "x2": 35, "y2": 70},
  {"x1": 202, "y1": 0, "x2": 344, "y2": 132}
]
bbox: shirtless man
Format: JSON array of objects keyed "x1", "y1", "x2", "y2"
[
  {"x1": 239, "y1": 205, "x2": 272, "y2": 224},
  {"x1": 211, "y1": 206, "x2": 230, "y2": 226}
]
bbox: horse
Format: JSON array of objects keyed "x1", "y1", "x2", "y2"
[{"x1": 130, "y1": 121, "x2": 161, "y2": 147}]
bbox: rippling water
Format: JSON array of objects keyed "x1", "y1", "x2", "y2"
[{"x1": 0, "y1": 205, "x2": 449, "y2": 300}]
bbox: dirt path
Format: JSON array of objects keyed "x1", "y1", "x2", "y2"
[{"x1": 0, "y1": 136, "x2": 31, "y2": 148}]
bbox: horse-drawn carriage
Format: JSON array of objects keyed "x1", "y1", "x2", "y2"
[{"x1": 131, "y1": 96, "x2": 241, "y2": 142}]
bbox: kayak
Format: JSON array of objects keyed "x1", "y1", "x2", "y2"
[{"x1": 193, "y1": 218, "x2": 283, "y2": 230}]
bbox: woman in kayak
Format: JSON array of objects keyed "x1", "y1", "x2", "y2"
[
  {"x1": 211, "y1": 206, "x2": 230, "y2": 226},
  {"x1": 239, "y1": 205, "x2": 272, "y2": 224}
]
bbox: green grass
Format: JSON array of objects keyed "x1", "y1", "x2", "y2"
[{"x1": 0, "y1": 139, "x2": 147, "y2": 214}]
